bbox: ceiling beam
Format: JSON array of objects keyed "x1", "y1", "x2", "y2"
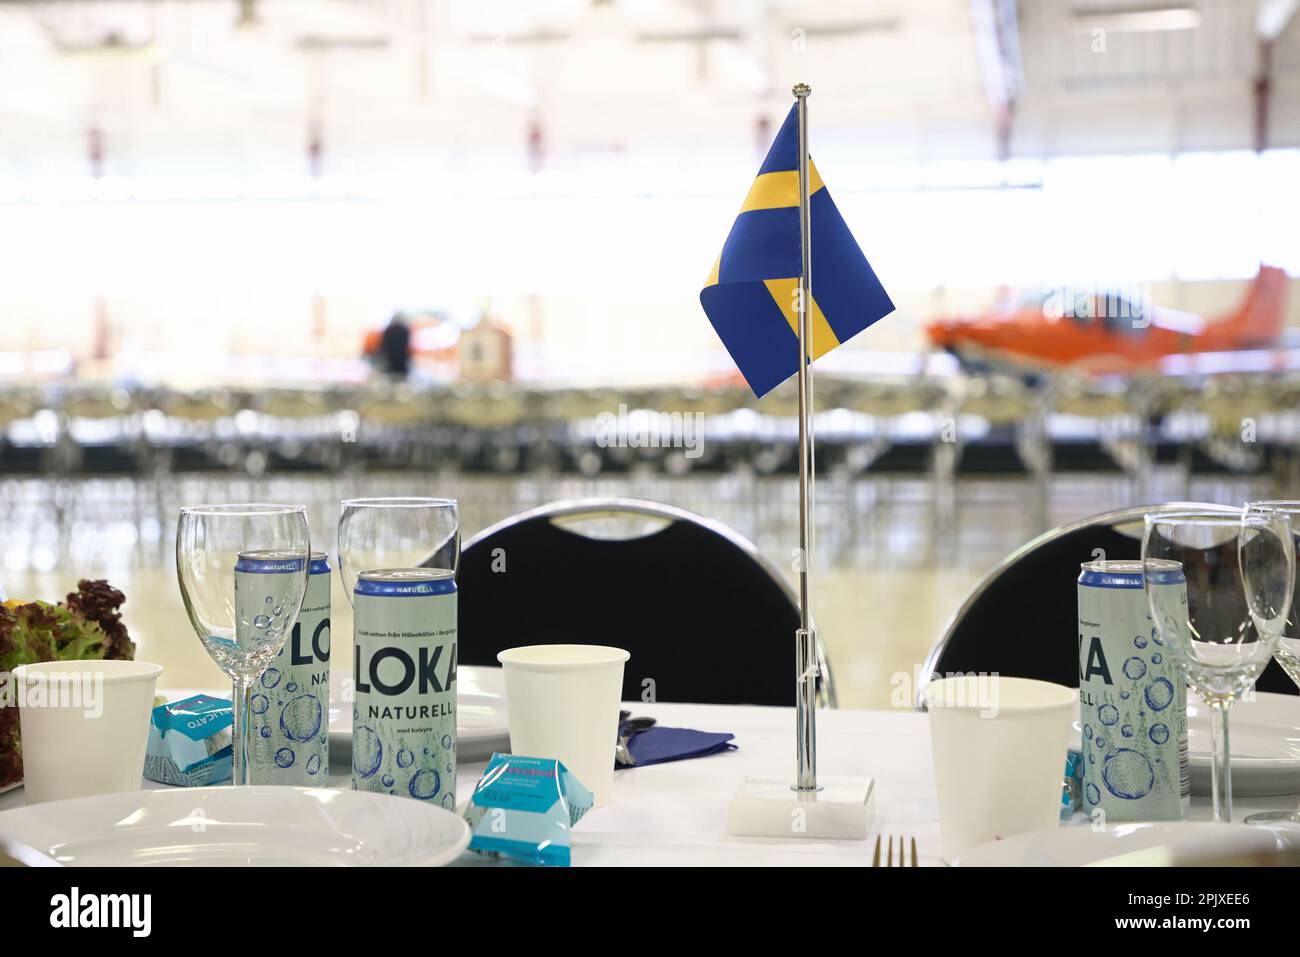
[
  {"x1": 970, "y1": 0, "x2": 1022, "y2": 160},
  {"x1": 1255, "y1": 0, "x2": 1297, "y2": 151}
]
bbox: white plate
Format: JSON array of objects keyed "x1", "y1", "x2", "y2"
[
  {"x1": 956, "y1": 821, "x2": 1300, "y2": 867},
  {"x1": 1073, "y1": 691, "x2": 1300, "y2": 797},
  {"x1": 328, "y1": 665, "x2": 509, "y2": 767},
  {"x1": 1187, "y1": 692, "x2": 1300, "y2": 797},
  {"x1": 0, "y1": 785, "x2": 470, "y2": 866}
]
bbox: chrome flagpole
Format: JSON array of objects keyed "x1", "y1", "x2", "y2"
[
  {"x1": 793, "y1": 82, "x2": 819, "y2": 792},
  {"x1": 727, "y1": 83, "x2": 874, "y2": 838}
]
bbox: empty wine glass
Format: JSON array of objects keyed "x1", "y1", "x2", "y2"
[
  {"x1": 1143, "y1": 508, "x2": 1294, "y2": 823},
  {"x1": 336, "y1": 497, "x2": 459, "y2": 605},
  {"x1": 176, "y1": 504, "x2": 310, "y2": 786},
  {"x1": 1238, "y1": 501, "x2": 1300, "y2": 826}
]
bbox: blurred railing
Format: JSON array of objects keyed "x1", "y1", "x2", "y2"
[
  {"x1": 1, "y1": 371, "x2": 1297, "y2": 489},
  {"x1": 0, "y1": 369, "x2": 1294, "y2": 578}
]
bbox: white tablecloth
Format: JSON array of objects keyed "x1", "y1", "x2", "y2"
[
  {"x1": 559, "y1": 704, "x2": 942, "y2": 866},
  {"x1": 5, "y1": 702, "x2": 1299, "y2": 866},
  {"x1": 556, "y1": 703, "x2": 1300, "y2": 866}
]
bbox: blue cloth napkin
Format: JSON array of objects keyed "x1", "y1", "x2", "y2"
[{"x1": 618, "y1": 723, "x2": 736, "y2": 767}]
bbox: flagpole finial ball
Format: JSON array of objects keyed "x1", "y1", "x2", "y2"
[{"x1": 792, "y1": 83, "x2": 811, "y2": 98}]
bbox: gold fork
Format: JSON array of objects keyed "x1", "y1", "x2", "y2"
[{"x1": 872, "y1": 834, "x2": 919, "y2": 867}]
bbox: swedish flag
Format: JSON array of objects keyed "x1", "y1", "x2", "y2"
[{"x1": 700, "y1": 104, "x2": 894, "y2": 397}]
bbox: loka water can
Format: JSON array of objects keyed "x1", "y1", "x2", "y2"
[
  {"x1": 352, "y1": 569, "x2": 457, "y2": 808},
  {"x1": 249, "y1": 551, "x2": 331, "y2": 785},
  {"x1": 231, "y1": 549, "x2": 308, "y2": 677},
  {"x1": 1077, "y1": 560, "x2": 1189, "y2": 823}
]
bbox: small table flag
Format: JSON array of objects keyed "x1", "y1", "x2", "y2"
[{"x1": 700, "y1": 104, "x2": 895, "y2": 397}]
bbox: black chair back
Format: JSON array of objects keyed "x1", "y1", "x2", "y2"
[
  {"x1": 459, "y1": 499, "x2": 830, "y2": 707},
  {"x1": 922, "y1": 503, "x2": 1298, "y2": 704}
]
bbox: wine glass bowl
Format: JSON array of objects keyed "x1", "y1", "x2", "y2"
[
  {"x1": 1144, "y1": 511, "x2": 1291, "y2": 703},
  {"x1": 1238, "y1": 501, "x2": 1300, "y2": 826},
  {"x1": 176, "y1": 504, "x2": 311, "y2": 786},
  {"x1": 1142, "y1": 508, "x2": 1294, "y2": 823},
  {"x1": 1239, "y1": 512, "x2": 1295, "y2": 664},
  {"x1": 336, "y1": 497, "x2": 459, "y2": 605},
  {"x1": 1240, "y1": 502, "x2": 1300, "y2": 690}
]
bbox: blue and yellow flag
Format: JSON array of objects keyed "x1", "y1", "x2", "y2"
[{"x1": 700, "y1": 104, "x2": 894, "y2": 397}]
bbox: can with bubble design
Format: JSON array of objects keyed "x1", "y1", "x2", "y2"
[
  {"x1": 248, "y1": 551, "x2": 331, "y2": 785},
  {"x1": 351, "y1": 568, "x2": 457, "y2": 808},
  {"x1": 1077, "y1": 560, "x2": 1189, "y2": 823}
]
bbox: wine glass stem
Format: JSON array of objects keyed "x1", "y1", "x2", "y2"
[
  {"x1": 1208, "y1": 700, "x2": 1232, "y2": 824},
  {"x1": 232, "y1": 676, "x2": 253, "y2": 787}
]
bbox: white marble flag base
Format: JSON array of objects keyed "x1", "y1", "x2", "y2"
[{"x1": 727, "y1": 775, "x2": 876, "y2": 840}]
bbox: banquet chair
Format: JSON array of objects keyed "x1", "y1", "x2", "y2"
[
  {"x1": 351, "y1": 383, "x2": 443, "y2": 471},
  {"x1": 445, "y1": 382, "x2": 525, "y2": 473},
  {"x1": 918, "y1": 503, "x2": 1300, "y2": 707},
  {"x1": 458, "y1": 498, "x2": 835, "y2": 707},
  {"x1": 252, "y1": 388, "x2": 346, "y2": 474},
  {"x1": 57, "y1": 385, "x2": 146, "y2": 475},
  {"x1": 1046, "y1": 374, "x2": 1154, "y2": 497}
]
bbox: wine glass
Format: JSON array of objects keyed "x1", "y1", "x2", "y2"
[
  {"x1": 1142, "y1": 508, "x2": 1294, "y2": 823},
  {"x1": 176, "y1": 504, "x2": 311, "y2": 786},
  {"x1": 336, "y1": 497, "x2": 459, "y2": 605},
  {"x1": 1236, "y1": 501, "x2": 1300, "y2": 825}
]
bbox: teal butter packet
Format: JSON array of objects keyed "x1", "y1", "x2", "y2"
[
  {"x1": 1061, "y1": 748, "x2": 1084, "y2": 821},
  {"x1": 463, "y1": 753, "x2": 594, "y2": 866},
  {"x1": 143, "y1": 694, "x2": 233, "y2": 787}
]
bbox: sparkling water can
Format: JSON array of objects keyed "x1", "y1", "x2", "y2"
[
  {"x1": 249, "y1": 551, "x2": 331, "y2": 785},
  {"x1": 231, "y1": 549, "x2": 309, "y2": 679},
  {"x1": 352, "y1": 568, "x2": 457, "y2": 807},
  {"x1": 1077, "y1": 559, "x2": 1189, "y2": 822}
]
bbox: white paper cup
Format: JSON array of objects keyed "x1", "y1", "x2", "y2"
[
  {"x1": 497, "y1": 644, "x2": 629, "y2": 806},
  {"x1": 12, "y1": 660, "x2": 163, "y2": 805},
  {"x1": 922, "y1": 675, "x2": 1075, "y2": 863}
]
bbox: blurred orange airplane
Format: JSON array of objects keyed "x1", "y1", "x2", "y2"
[{"x1": 926, "y1": 265, "x2": 1289, "y2": 375}]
